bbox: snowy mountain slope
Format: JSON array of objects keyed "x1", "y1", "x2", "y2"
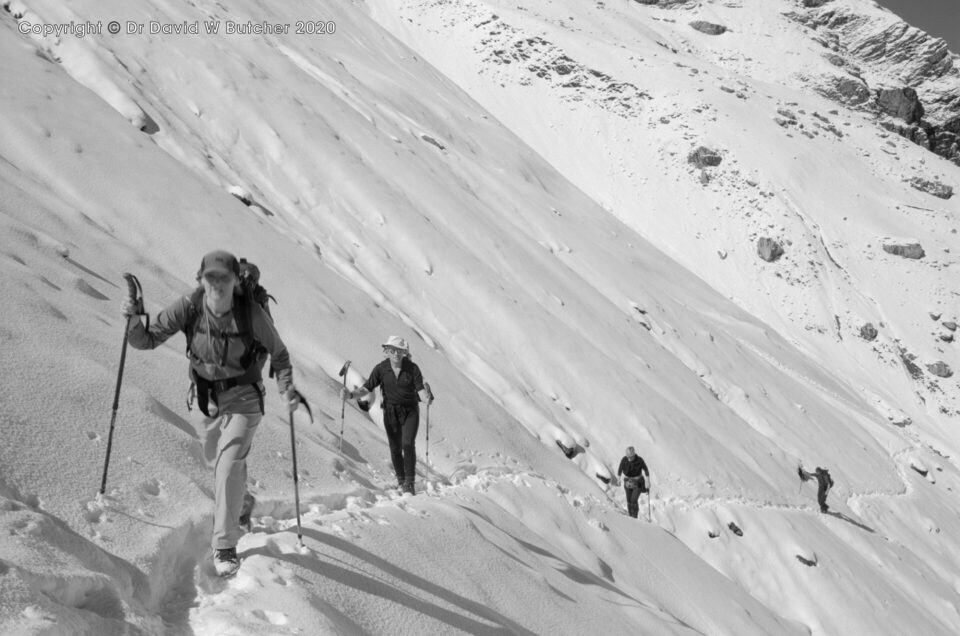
[
  {"x1": 368, "y1": 0, "x2": 960, "y2": 434},
  {"x1": 2, "y1": 0, "x2": 960, "y2": 633}
]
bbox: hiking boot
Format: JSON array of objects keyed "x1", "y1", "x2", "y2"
[
  {"x1": 239, "y1": 493, "x2": 256, "y2": 532},
  {"x1": 214, "y1": 547, "x2": 240, "y2": 577},
  {"x1": 402, "y1": 480, "x2": 415, "y2": 495}
]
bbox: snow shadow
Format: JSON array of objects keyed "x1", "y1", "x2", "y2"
[
  {"x1": 459, "y1": 505, "x2": 639, "y2": 605},
  {"x1": 825, "y1": 511, "x2": 875, "y2": 533},
  {"x1": 251, "y1": 528, "x2": 538, "y2": 635}
]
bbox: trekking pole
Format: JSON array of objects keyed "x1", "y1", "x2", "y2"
[
  {"x1": 287, "y1": 409, "x2": 303, "y2": 547},
  {"x1": 99, "y1": 273, "x2": 142, "y2": 497},
  {"x1": 424, "y1": 382, "x2": 433, "y2": 464},
  {"x1": 337, "y1": 360, "x2": 351, "y2": 454},
  {"x1": 647, "y1": 473, "x2": 652, "y2": 522}
]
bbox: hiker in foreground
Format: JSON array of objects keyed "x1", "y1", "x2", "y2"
[
  {"x1": 122, "y1": 250, "x2": 300, "y2": 576},
  {"x1": 341, "y1": 336, "x2": 432, "y2": 494},
  {"x1": 617, "y1": 446, "x2": 649, "y2": 519},
  {"x1": 798, "y1": 464, "x2": 833, "y2": 513}
]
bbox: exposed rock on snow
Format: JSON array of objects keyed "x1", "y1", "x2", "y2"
[
  {"x1": 757, "y1": 237, "x2": 784, "y2": 262},
  {"x1": 688, "y1": 146, "x2": 722, "y2": 168},
  {"x1": 690, "y1": 21, "x2": 727, "y2": 36},
  {"x1": 927, "y1": 361, "x2": 953, "y2": 378},
  {"x1": 859, "y1": 323, "x2": 878, "y2": 341},
  {"x1": 908, "y1": 176, "x2": 953, "y2": 199},
  {"x1": 882, "y1": 242, "x2": 925, "y2": 259},
  {"x1": 876, "y1": 87, "x2": 924, "y2": 124}
]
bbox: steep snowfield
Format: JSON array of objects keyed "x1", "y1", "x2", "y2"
[{"x1": 1, "y1": 0, "x2": 960, "y2": 634}]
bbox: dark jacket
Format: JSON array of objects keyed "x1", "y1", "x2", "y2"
[
  {"x1": 618, "y1": 455, "x2": 649, "y2": 482},
  {"x1": 363, "y1": 357, "x2": 424, "y2": 408}
]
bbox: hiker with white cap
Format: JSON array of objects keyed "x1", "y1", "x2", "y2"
[{"x1": 342, "y1": 336, "x2": 432, "y2": 494}]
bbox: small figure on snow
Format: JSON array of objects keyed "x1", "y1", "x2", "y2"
[
  {"x1": 342, "y1": 336, "x2": 433, "y2": 495},
  {"x1": 123, "y1": 250, "x2": 301, "y2": 577},
  {"x1": 617, "y1": 446, "x2": 649, "y2": 519},
  {"x1": 798, "y1": 464, "x2": 834, "y2": 513}
]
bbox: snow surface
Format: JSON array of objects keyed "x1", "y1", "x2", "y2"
[{"x1": 1, "y1": 0, "x2": 960, "y2": 634}]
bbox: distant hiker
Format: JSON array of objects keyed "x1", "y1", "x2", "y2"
[
  {"x1": 122, "y1": 250, "x2": 300, "y2": 576},
  {"x1": 798, "y1": 465, "x2": 834, "y2": 513},
  {"x1": 342, "y1": 336, "x2": 432, "y2": 495},
  {"x1": 618, "y1": 446, "x2": 649, "y2": 519}
]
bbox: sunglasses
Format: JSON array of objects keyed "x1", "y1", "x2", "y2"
[
  {"x1": 203, "y1": 272, "x2": 234, "y2": 285},
  {"x1": 383, "y1": 347, "x2": 404, "y2": 355}
]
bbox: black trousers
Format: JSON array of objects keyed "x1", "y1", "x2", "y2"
[
  {"x1": 625, "y1": 485, "x2": 642, "y2": 518},
  {"x1": 384, "y1": 405, "x2": 419, "y2": 482}
]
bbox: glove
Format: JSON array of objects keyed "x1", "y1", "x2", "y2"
[
  {"x1": 121, "y1": 298, "x2": 143, "y2": 317},
  {"x1": 340, "y1": 387, "x2": 353, "y2": 401},
  {"x1": 283, "y1": 388, "x2": 300, "y2": 413}
]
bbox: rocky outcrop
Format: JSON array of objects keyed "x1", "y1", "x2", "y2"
[
  {"x1": 814, "y1": 75, "x2": 872, "y2": 107},
  {"x1": 909, "y1": 176, "x2": 953, "y2": 199},
  {"x1": 690, "y1": 21, "x2": 727, "y2": 36},
  {"x1": 926, "y1": 362, "x2": 953, "y2": 378},
  {"x1": 787, "y1": 2, "x2": 960, "y2": 165},
  {"x1": 688, "y1": 146, "x2": 722, "y2": 168},
  {"x1": 876, "y1": 87, "x2": 924, "y2": 124},
  {"x1": 859, "y1": 323, "x2": 878, "y2": 341},
  {"x1": 803, "y1": 0, "x2": 832, "y2": 7},
  {"x1": 882, "y1": 243, "x2": 925, "y2": 259},
  {"x1": 757, "y1": 238, "x2": 784, "y2": 262}
]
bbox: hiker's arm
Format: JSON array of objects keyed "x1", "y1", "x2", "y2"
[
  {"x1": 412, "y1": 363, "x2": 431, "y2": 403},
  {"x1": 641, "y1": 458, "x2": 650, "y2": 477},
  {"x1": 251, "y1": 307, "x2": 293, "y2": 394},
  {"x1": 345, "y1": 366, "x2": 379, "y2": 400},
  {"x1": 126, "y1": 296, "x2": 191, "y2": 350}
]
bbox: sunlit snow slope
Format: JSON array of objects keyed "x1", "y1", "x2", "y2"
[{"x1": 1, "y1": 0, "x2": 960, "y2": 634}]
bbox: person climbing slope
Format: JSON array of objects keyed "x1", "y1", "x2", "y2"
[
  {"x1": 798, "y1": 464, "x2": 834, "y2": 513},
  {"x1": 122, "y1": 249, "x2": 301, "y2": 576},
  {"x1": 342, "y1": 336, "x2": 432, "y2": 495},
  {"x1": 617, "y1": 446, "x2": 649, "y2": 519}
]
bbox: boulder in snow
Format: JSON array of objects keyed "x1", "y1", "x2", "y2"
[
  {"x1": 882, "y1": 243, "x2": 925, "y2": 259},
  {"x1": 908, "y1": 177, "x2": 953, "y2": 199},
  {"x1": 757, "y1": 237, "x2": 784, "y2": 262},
  {"x1": 802, "y1": 0, "x2": 832, "y2": 7},
  {"x1": 859, "y1": 323, "x2": 878, "y2": 341},
  {"x1": 688, "y1": 146, "x2": 722, "y2": 168},
  {"x1": 690, "y1": 21, "x2": 727, "y2": 36},
  {"x1": 926, "y1": 361, "x2": 953, "y2": 378}
]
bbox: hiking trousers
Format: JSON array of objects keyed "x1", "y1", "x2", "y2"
[
  {"x1": 200, "y1": 383, "x2": 263, "y2": 550},
  {"x1": 625, "y1": 485, "x2": 642, "y2": 518},
  {"x1": 383, "y1": 404, "x2": 419, "y2": 483}
]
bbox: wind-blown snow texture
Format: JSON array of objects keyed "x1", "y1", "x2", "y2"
[{"x1": 1, "y1": 0, "x2": 959, "y2": 634}]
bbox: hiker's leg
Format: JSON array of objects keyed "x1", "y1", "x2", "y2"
[
  {"x1": 400, "y1": 408, "x2": 420, "y2": 484},
  {"x1": 383, "y1": 412, "x2": 405, "y2": 483}
]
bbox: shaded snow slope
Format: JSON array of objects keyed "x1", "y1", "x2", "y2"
[{"x1": 2, "y1": 0, "x2": 960, "y2": 633}]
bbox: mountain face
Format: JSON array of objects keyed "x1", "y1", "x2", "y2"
[
  {"x1": 369, "y1": 0, "x2": 960, "y2": 428},
  {"x1": 3, "y1": 0, "x2": 960, "y2": 633}
]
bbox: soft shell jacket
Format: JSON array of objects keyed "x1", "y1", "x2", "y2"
[
  {"x1": 127, "y1": 294, "x2": 293, "y2": 393},
  {"x1": 363, "y1": 357, "x2": 424, "y2": 408},
  {"x1": 618, "y1": 455, "x2": 649, "y2": 479}
]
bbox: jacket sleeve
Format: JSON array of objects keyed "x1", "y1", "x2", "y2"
[
  {"x1": 640, "y1": 458, "x2": 649, "y2": 477},
  {"x1": 251, "y1": 305, "x2": 293, "y2": 394},
  {"x1": 362, "y1": 364, "x2": 382, "y2": 392},
  {"x1": 411, "y1": 361, "x2": 425, "y2": 393},
  {"x1": 617, "y1": 458, "x2": 625, "y2": 477},
  {"x1": 127, "y1": 295, "x2": 192, "y2": 350}
]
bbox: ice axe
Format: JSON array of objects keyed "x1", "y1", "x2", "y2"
[
  {"x1": 99, "y1": 273, "x2": 143, "y2": 497},
  {"x1": 338, "y1": 360, "x2": 351, "y2": 453}
]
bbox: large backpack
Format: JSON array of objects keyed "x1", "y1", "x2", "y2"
[{"x1": 184, "y1": 258, "x2": 276, "y2": 415}]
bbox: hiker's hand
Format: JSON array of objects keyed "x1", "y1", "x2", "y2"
[
  {"x1": 284, "y1": 388, "x2": 300, "y2": 412},
  {"x1": 121, "y1": 298, "x2": 142, "y2": 317},
  {"x1": 340, "y1": 387, "x2": 353, "y2": 401}
]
